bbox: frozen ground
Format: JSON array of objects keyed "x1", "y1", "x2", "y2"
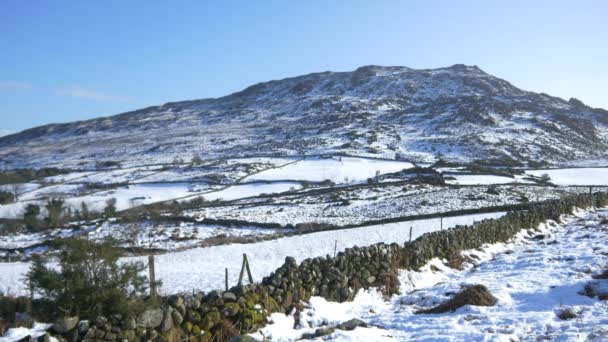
[
  {"x1": 244, "y1": 157, "x2": 414, "y2": 184},
  {"x1": 191, "y1": 185, "x2": 588, "y2": 226},
  {"x1": 445, "y1": 174, "x2": 532, "y2": 185},
  {"x1": 527, "y1": 168, "x2": 608, "y2": 186},
  {"x1": 254, "y1": 208, "x2": 608, "y2": 341},
  {"x1": 0, "y1": 212, "x2": 504, "y2": 296}
]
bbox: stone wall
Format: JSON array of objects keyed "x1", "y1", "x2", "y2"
[{"x1": 41, "y1": 192, "x2": 608, "y2": 342}]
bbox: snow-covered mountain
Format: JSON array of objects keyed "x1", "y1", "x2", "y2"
[{"x1": 2, "y1": 64, "x2": 608, "y2": 169}]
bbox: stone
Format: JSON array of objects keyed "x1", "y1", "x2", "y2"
[
  {"x1": 201, "y1": 311, "x2": 221, "y2": 330},
  {"x1": 337, "y1": 318, "x2": 367, "y2": 331},
  {"x1": 366, "y1": 276, "x2": 376, "y2": 284},
  {"x1": 36, "y1": 334, "x2": 51, "y2": 342},
  {"x1": 171, "y1": 310, "x2": 184, "y2": 326},
  {"x1": 223, "y1": 302, "x2": 240, "y2": 317},
  {"x1": 124, "y1": 317, "x2": 137, "y2": 330},
  {"x1": 52, "y1": 316, "x2": 79, "y2": 334},
  {"x1": 168, "y1": 295, "x2": 184, "y2": 308},
  {"x1": 78, "y1": 320, "x2": 90, "y2": 334},
  {"x1": 185, "y1": 296, "x2": 201, "y2": 309},
  {"x1": 122, "y1": 330, "x2": 136, "y2": 341},
  {"x1": 160, "y1": 309, "x2": 174, "y2": 332},
  {"x1": 95, "y1": 316, "x2": 108, "y2": 328},
  {"x1": 137, "y1": 308, "x2": 164, "y2": 328},
  {"x1": 229, "y1": 336, "x2": 259, "y2": 342},
  {"x1": 222, "y1": 291, "x2": 237, "y2": 302}
]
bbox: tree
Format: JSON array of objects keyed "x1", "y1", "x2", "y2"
[
  {"x1": 26, "y1": 238, "x2": 151, "y2": 318},
  {"x1": 540, "y1": 173, "x2": 551, "y2": 184},
  {"x1": 45, "y1": 198, "x2": 65, "y2": 228},
  {"x1": 0, "y1": 191, "x2": 14, "y2": 205},
  {"x1": 104, "y1": 198, "x2": 117, "y2": 218},
  {"x1": 24, "y1": 204, "x2": 41, "y2": 231},
  {"x1": 9, "y1": 183, "x2": 24, "y2": 202},
  {"x1": 80, "y1": 201, "x2": 90, "y2": 222},
  {"x1": 191, "y1": 154, "x2": 203, "y2": 165}
]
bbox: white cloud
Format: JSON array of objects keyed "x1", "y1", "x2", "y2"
[
  {"x1": 0, "y1": 81, "x2": 32, "y2": 90},
  {"x1": 55, "y1": 86, "x2": 133, "y2": 102}
]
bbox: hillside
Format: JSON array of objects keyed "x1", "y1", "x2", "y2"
[{"x1": 1, "y1": 64, "x2": 608, "y2": 169}]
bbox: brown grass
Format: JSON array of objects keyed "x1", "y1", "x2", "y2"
[{"x1": 415, "y1": 285, "x2": 497, "y2": 314}]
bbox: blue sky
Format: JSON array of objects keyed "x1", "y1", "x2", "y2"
[{"x1": 1, "y1": 0, "x2": 607, "y2": 134}]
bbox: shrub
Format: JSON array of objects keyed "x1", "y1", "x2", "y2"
[
  {"x1": 26, "y1": 238, "x2": 152, "y2": 319},
  {"x1": 0, "y1": 191, "x2": 14, "y2": 204},
  {"x1": 104, "y1": 198, "x2": 117, "y2": 218},
  {"x1": 45, "y1": 198, "x2": 65, "y2": 228},
  {"x1": 24, "y1": 204, "x2": 41, "y2": 231}
]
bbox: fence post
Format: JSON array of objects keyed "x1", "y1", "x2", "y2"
[
  {"x1": 333, "y1": 240, "x2": 338, "y2": 258},
  {"x1": 409, "y1": 226, "x2": 413, "y2": 242},
  {"x1": 148, "y1": 255, "x2": 157, "y2": 298},
  {"x1": 244, "y1": 254, "x2": 253, "y2": 284},
  {"x1": 440, "y1": 217, "x2": 443, "y2": 231},
  {"x1": 238, "y1": 254, "x2": 247, "y2": 286},
  {"x1": 225, "y1": 268, "x2": 229, "y2": 291}
]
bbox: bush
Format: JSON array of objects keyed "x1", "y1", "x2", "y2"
[
  {"x1": 104, "y1": 198, "x2": 117, "y2": 218},
  {"x1": 26, "y1": 238, "x2": 153, "y2": 319},
  {"x1": 0, "y1": 191, "x2": 14, "y2": 204},
  {"x1": 24, "y1": 204, "x2": 41, "y2": 231}
]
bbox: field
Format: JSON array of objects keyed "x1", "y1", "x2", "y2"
[{"x1": 1, "y1": 157, "x2": 607, "y2": 341}]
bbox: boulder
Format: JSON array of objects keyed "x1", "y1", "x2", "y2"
[
  {"x1": 52, "y1": 316, "x2": 79, "y2": 334},
  {"x1": 137, "y1": 308, "x2": 164, "y2": 328}
]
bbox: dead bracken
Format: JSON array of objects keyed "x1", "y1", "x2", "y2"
[{"x1": 415, "y1": 284, "x2": 497, "y2": 314}]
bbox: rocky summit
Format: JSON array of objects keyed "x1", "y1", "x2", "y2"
[{"x1": 1, "y1": 64, "x2": 607, "y2": 169}]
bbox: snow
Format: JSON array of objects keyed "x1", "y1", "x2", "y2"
[
  {"x1": 0, "y1": 323, "x2": 54, "y2": 342},
  {"x1": 202, "y1": 182, "x2": 302, "y2": 202},
  {"x1": 445, "y1": 174, "x2": 531, "y2": 185},
  {"x1": 527, "y1": 168, "x2": 608, "y2": 186},
  {"x1": 0, "y1": 182, "x2": 301, "y2": 219},
  {"x1": 0, "y1": 212, "x2": 504, "y2": 296},
  {"x1": 245, "y1": 157, "x2": 414, "y2": 184},
  {"x1": 254, "y1": 207, "x2": 608, "y2": 341}
]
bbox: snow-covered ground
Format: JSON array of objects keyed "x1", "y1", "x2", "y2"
[
  {"x1": 527, "y1": 168, "x2": 608, "y2": 186},
  {"x1": 445, "y1": 174, "x2": 532, "y2": 185},
  {"x1": 202, "y1": 182, "x2": 302, "y2": 202},
  {"x1": 254, "y1": 208, "x2": 608, "y2": 341},
  {"x1": 0, "y1": 212, "x2": 504, "y2": 296},
  {"x1": 191, "y1": 185, "x2": 587, "y2": 226},
  {"x1": 244, "y1": 157, "x2": 414, "y2": 184}
]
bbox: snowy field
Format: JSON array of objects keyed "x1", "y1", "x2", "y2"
[
  {"x1": 244, "y1": 157, "x2": 414, "y2": 184},
  {"x1": 191, "y1": 185, "x2": 588, "y2": 226},
  {"x1": 445, "y1": 174, "x2": 532, "y2": 185},
  {"x1": 253, "y1": 208, "x2": 608, "y2": 341},
  {"x1": 0, "y1": 212, "x2": 504, "y2": 296},
  {"x1": 527, "y1": 167, "x2": 608, "y2": 186}
]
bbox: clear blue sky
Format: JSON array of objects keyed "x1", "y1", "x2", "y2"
[{"x1": 1, "y1": 0, "x2": 607, "y2": 134}]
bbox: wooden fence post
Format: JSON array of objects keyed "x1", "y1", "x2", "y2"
[
  {"x1": 409, "y1": 226, "x2": 413, "y2": 242},
  {"x1": 148, "y1": 255, "x2": 157, "y2": 298},
  {"x1": 333, "y1": 240, "x2": 338, "y2": 258},
  {"x1": 244, "y1": 254, "x2": 253, "y2": 284},
  {"x1": 440, "y1": 217, "x2": 443, "y2": 231},
  {"x1": 225, "y1": 268, "x2": 229, "y2": 291},
  {"x1": 238, "y1": 253, "x2": 254, "y2": 286}
]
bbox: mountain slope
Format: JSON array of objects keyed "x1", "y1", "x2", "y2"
[{"x1": 2, "y1": 64, "x2": 608, "y2": 169}]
